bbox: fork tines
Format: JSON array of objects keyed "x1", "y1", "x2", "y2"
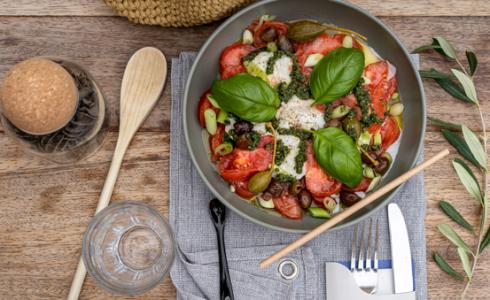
[{"x1": 351, "y1": 219, "x2": 379, "y2": 272}]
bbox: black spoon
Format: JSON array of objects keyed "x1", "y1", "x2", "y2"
[{"x1": 209, "y1": 198, "x2": 234, "y2": 300}]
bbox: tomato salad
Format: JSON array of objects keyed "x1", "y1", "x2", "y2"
[{"x1": 198, "y1": 16, "x2": 403, "y2": 220}]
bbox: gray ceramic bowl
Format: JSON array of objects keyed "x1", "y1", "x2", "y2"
[{"x1": 183, "y1": 0, "x2": 425, "y2": 232}]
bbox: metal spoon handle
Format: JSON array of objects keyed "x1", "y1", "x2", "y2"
[{"x1": 215, "y1": 225, "x2": 234, "y2": 300}]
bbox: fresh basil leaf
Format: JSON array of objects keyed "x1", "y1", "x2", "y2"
[
  {"x1": 441, "y1": 130, "x2": 480, "y2": 168},
  {"x1": 310, "y1": 48, "x2": 364, "y2": 104},
  {"x1": 312, "y1": 127, "x2": 362, "y2": 188},
  {"x1": 437, "y1": 224, "x2": 472, "y2": 254},
  {"x1": 453, "y1": 159, "x2": 483, "y2": 205},
  {"x1": 412, "y1": 44, "x2": 441, "y2": 54},
  {"x1": 433, "y1": 252, "x2": 465, "y2": 281},
  {"x1": 439, "y1": 200, "x2": 474, "y2": 233},
  {"x1": 432, "y1": 77, "x2": 473, "y2": 103},
  {"x1": 428, "y1": 116, "x2": 461, "y2": 131},
  {"x1": 480, "y1": 226, "x2": 490, "y2": 253},
  {"x1": 211, "y1": 73, "x2": 280, "y2": 122},
  {"x1": 433, "y1": 37, "x2": 457, "y2": 59},
  {"x1": 461, "y1": 125, "x2": 486, "y2": 169},
  {"x1": 466, "y1": 51, "x2": 478, "y2": 76},
  {"x1": 457, "y1": 247, "x2": 473, "y2": 279},
  {"x1": 419, "y1": 69, "x2": 451, "y2": 79},
  {"x1": 452, "y1": 69, "x2": 479, "y2": 104}
]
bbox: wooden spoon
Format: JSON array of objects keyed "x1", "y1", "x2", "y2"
[{"x1": 67, "y1": 47, "x2": 167, "y2": 299}]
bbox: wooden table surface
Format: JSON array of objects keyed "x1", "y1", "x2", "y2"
[{"x1": 0, "y1": 1, "x2": 489, "y2": 299}]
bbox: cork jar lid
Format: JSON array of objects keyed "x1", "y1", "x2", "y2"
[{"x1": 0, "y1": 58, "x2": 78, "y2": 135}]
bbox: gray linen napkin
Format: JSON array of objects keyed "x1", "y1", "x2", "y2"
[{"x1": 169, "y1": 52, "x2": 426, "y2": 300}]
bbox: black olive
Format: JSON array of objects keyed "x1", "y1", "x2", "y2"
[
  {"x1": 326, "y1": 119, "x2": 342, "y2": 128},
  {"x1": 361, "y1": 151, "x2": 378, "y2": 166},
  {"x1": 298, "y1": 190, "x2": 312, "y2": 209},
  {"x1": 289, "y1": 178, "x2": 305, "y2": 196},
  {"x1": 260, "y1": 27, "x2": 278, "y2": 43},
  {"x1": 277, "y1": 35, "x2": 293, "y2": 52},
  {"x1": 234, "y1": 120, "x2": 253, "y2": 135},
  {"x1": 266, "y1": 179, "x2": 288, "y2": 197},
  {"x1": 342, "y1": 118, "x2": 362, "y2": 139},
  {"x1": 373, "y1": 156, "x2": 390, "y2": 175},
  {"x1": 261, "y1": 192, "x2": 273, "y2": 201},
  {"x1": 235, "y1": 134, "x2": 250, "y2": 150},
  {"x1": 340, "y1": 191, "x2": 361, "y2": 207}
]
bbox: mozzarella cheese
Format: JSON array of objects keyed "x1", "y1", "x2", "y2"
[
  {"x1": 252, "y1": 122, "x2": 268, "y2": 134},
  {"x1": 276, "y1": 95, "x2": 325, "y2": 130},
  {"x1": 249, "y1": 51, "x2": 292, "y2": 87},
  {"x1": 274, "y1": 134, "x2": 306, "y2": 179}
]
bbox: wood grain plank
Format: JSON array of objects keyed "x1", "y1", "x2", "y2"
[
  {"x1": 0, "y1": 16, "x2": 488, "y2": 132},
  {"x1": 0, "y1": 130, "x2": 489, "y2": 298},
  {"x1": 0, "y1": 0, "x2": 488, "y2": 17}
]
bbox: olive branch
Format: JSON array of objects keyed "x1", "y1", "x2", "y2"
[{"x1": 413, "y1": 37, "x2": 489, "y2": 299}]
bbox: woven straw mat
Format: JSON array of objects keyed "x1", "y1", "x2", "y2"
[{"x1": 104, "y1": 0, "x2": 254, "y2": 27}]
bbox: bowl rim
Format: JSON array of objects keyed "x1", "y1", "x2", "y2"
[{"x1": 183, "y1": 0, "x2": 426, "y2": 233}]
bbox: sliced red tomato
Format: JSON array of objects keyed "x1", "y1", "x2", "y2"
[
  {"x1": 217, "y1": 148, "x2": 273, "y2": 182},
  {"x1": 209, "y1": 124, "x2": 225, "y2": 162},
  {"x1": 257, "y1": 134, "x2": 274, "y2": 149},
  {"x1": 272, "y1": 192, "x2": 302, "y2": 219},
  {"x1": 305, "y1": 143, "x2": 342, "y2": 199},
  {"x1": 198, "y1": 91, "x2": 218, "y2": 128},
  {"x1": 231, "y1": 180, "x2": 255, "y2": 199},
  {"x1": 295, "y1": 33, "x2": 343, "y2": 76},
  {"x1": 380, "y1": 116, "x2": 400, "y2": 152},
  {"x1": 219, "y1": 43, "x2": 255, "y2": 79},
  {"x1": 364, "y1": 61, "x2": 397, "y2": 117},
  {"x1": 332, "y1": 34, "x2": 362, "y2": 49},
  {"x1": 248, "y1": 20, "x2": 288, "y2": 48},
  {"x1": 344, "y1": 177, "x2": 372, "y2": 192}
]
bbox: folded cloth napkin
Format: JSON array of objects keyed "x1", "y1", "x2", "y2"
[{"x1": 169, "y1": 52, "x2": 426, "y2": 300}]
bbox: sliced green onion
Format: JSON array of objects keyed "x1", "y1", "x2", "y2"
[
  {"x1": 258, "y1": 197, "x2": 275, "y2": 209},
  {"x1": 323, "y1": 197, "x2": 337, "y2": 213},
  {"x1": 217, "y1": 110, "x2": 229, "y2": 124},
  {"x1": 214, "y1": 142, "x2": 233, "y2": 156},
  {"x1": 207, "y1": 94, "x2": 220, "y2": 108},
  {"x1": 363, "y1": 166, "x2": 375, "y2": 179},
  {"x1": 331, "y1": 105, "x2": 350, "y2": 119},
  {"x1": 366, "y1": 176, "x2": 381, "y2": 192},
  {"x1": 308, "y1": 207, "x2": 331, "y2": 219},
  {"x1": 242, "y1": 29, "x2": 253, "y2": 45},
  {"x1": 357, "y1": 131, "x2": 372, "y2": 146},
  {"x1": 267, "y1": 42, "x2": 278, "y2": 52},
  {"x1": 204, "y1": 108, "x2": 217, "y2": 135},
  {"x1": 342, "y1": 35, "x2": 353, "y2": 48},
  {"x1": 381, "y1": 152, "x2": 393, "y2": 164},
  {"x1": 390, "y1": 103, "x2": 404, "y2": 116},
  {"x1": 373, "y1": 131, "x2": 382, "y2": 145},
  {"x1": 304, "y1": 53, "x2": 324, "y2": 67},
  {"x1": 391, "y1": 92, "x2": 400, "y2": 101}
]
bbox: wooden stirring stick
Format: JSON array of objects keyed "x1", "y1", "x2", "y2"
[
  {"x1": 260, "y1": 148, "x2": 450, "y2": 269},
  {"x1": 67, "y1": 47, "x2": 167, "y2": 299}
]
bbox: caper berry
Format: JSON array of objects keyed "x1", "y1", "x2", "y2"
[
  {"x1": 260, "y1": 27, "x2": 278, "y2": 43},
  {"x1": 289, "y1": 178, "x2": 305, "y2": 196},
  {"x1": 298, "y1": 190, "x2": 312, "y2": 209},
  {"x1": 373, "y1": 156, "x2": 390, "y2": 175},
  {"x1": 340, "y1": 191, "x2": 361, "y2": 207},
  {"x1": 234, "y1": 120, "x2": 253, "y2": 135},
  {"x1": 248, "y1": 171, "x2": 272, "y2": 194},
  {"x1": 342, "y1": 118, "x2": 362, "y2": 139}
]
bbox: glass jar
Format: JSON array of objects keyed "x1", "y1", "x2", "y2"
[{"x1": 0, "y1": 58, "x2": 109, "y2": 163}]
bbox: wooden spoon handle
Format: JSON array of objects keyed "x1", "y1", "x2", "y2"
[{"x1": 259, "y1": 149, "x2": 450, "y2": 269}]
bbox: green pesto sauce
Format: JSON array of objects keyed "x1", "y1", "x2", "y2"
[
  {"x1": 277, "y1": 128, "x2": 312, "y2": 140},
  {"x1": 354, "y1": 79, "x2": 384, "y2": 128},
  {"x1": 247, "y1": 130, "x2": 261, "y2": 150},
  {"x1": 275, "y1": 139, "x2": 290, "y2": 166},
  {"x1": 224, "y1": 129, "x2": 237, "y2": 145},
  {"x1": 295, "y1": 140, "x2": 307, "y2": 174},
  {"x1": 274, "y1": 172, "x2": 296, "y2": 183}
]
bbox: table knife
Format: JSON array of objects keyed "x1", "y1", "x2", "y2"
[{"x1": 388, "y1": 203, "x2": 414, "y2": 294}]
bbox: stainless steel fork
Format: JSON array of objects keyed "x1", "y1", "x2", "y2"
[{"x1": 350, "y1": 219, "x2": 379, "y2": 294}]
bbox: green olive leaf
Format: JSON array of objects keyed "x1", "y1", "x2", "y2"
[
  {"x1": 461, "y1": 125, "x2": 486, "y2": 170},
  {"x1": 437, "y1": 224, "x2": 472, "y2": 254},
  {"x1": 312, "y1": 127, "x2": 363, "y2": 188},
  {"x1": 465, "y1": 51, "x2": 478, "y2": 76},
  {"x1": 412, "y1": 43, "x2": 441, "y2": 54},
  {"x1": 480, "y1": 226, "x2": 490, "y2": 253},
  {"x1": 439, "y1": 200, "x2": 474, "y2": 233},
  {"x1": 433, "y1": 37, "x2": 457, "y2": 59},
  {"x1": 211, "y1": 73, "x2": 280, "y2": 122},
  {"x1": 457, "y1": 247, "x2": 473, "y2": 279},
  {"x1": 441, "y1": 130, "x2": 480, "y2": 168},
  {"x1": 428, "y1": 116, "x2": 461, "y2": 131},
  {"x1": 432, "y1": 77, "x2": 473, "y2": 103},
  {"x1": 419, "y1": 69, "x2": 451, "y2": 79},
  {"x1": 433, "y1": 252, "x2": 465, "y2": 281},
  {"x1": 452, "y1": 69, "x2": 478, "y2": 104},
  {"x1": 310, "y1": 48, "x2": 364, "y2": 104},
  {"x1": 453, "y1": 159, "x2": 483, "y2": 205}
]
